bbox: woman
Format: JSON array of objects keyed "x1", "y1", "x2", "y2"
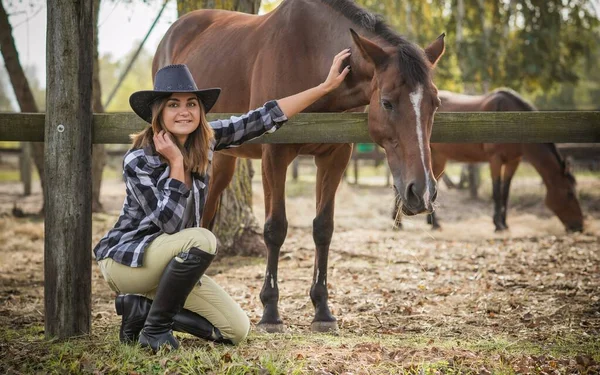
[{"x1": 93, "y1": 49, "x2": 351, "y2": 352}]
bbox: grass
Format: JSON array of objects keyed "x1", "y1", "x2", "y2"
[{"x1": 2, "y1": 324, "x2": 598, "y2": 374}]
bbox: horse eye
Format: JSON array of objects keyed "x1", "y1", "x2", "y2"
[{"x1": 381, "y1": 100, "x2": 393, "y2": 110}]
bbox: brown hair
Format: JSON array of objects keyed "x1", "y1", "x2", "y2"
[{"x1": 130, "y1": 95, "x2": 214, "y2": 174}]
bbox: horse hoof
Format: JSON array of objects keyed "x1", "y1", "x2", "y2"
[
  {"x1": 432, "y1": 224, "x2": 442, "y2": 231},
  {"x1": 311, "y1": 321, "x2": 339, "y2": 333},
  {"x1": 494, "y1": 226, "x2": 507, "y2": 232},
  {"x1": 256, "y1": 323, "x2": 285, "y2": 333}
]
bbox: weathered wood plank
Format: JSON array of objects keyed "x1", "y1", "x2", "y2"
[
  {"x1": 0, "y1": 111, "x2": 599, "y2": 143},
  {"x1": 44, "y1": 0, "x2": 93, "y2": 339}
]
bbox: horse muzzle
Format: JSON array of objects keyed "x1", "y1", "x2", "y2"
[{"x1": 397, "y1": 180, "x2": 437, "y2": 215}]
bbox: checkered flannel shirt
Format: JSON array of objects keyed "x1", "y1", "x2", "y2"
[{"x1": 93, "y1": 100, "x2": 287, "y2": 267}]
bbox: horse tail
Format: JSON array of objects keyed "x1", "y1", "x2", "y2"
[{"x1": 490, "y1": 88, "x2": 538, "y2": 111}]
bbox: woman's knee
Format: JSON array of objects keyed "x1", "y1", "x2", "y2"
[
  {"x1": 227, "y1": 314, "x2": 250, "y2": 345},
  {"x1": 183, "y1": 228, "x2": 217, "y2": 255}
]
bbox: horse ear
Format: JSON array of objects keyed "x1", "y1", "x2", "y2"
[
  {"x1": 424, "y1": 33, "x2": 445, "y2": 67},
  {"x1": 350, "y1": 28, "x2": 388, "y2": 66}
]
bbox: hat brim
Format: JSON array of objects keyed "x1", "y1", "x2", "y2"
[{"x1": 129, "y1": 88, "x2": 221, "y2": 124}]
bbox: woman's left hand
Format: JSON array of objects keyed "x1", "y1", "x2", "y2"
[{"x1": 320, "y1": 48, "x2": 352, "y2": 93}]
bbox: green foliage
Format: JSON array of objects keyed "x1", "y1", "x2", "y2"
[
  {"x1": 354, "y1": 0, "x2": 599, "y2": 108},
  {"x1": 100, "y1": 47, "x2": 154, "y2": 112},
  {"x1": 2, "y1": 324, "x2": 599, "y2": 374}
]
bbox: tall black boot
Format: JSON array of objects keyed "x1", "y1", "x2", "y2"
[
  {"x1": 173, "y1": 309, "x2": 233, "y2": 345},
  {"x1": 138, "y1": 247, "x2": 215, "y2": 352},
  {"x1": 115, "y1": 294, "x2": 152, "y2": 343},
  {"x1": 115, "y1": 294, "x2": 231, "y2": 344}
]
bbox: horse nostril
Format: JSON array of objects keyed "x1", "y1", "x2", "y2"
[{"x1": 405, "y1": 183, "x2": 422, "y2": 207}]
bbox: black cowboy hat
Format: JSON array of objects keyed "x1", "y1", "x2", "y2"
[{"x1": 129, "y1": 64, "x2": 221, "y2": 124}]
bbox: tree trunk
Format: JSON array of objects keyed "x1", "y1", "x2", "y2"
[
  {"x1": 177, "y1": 0, "x2": 261, "y2": 15},
  {"x1": 177, "y1": 0, "x2": 262, "y2": 257},
  {"x1": 92, "y1": 0, "x2": 106, "y2": 212},
  {"x1": 0, "y1": 2, "x2": 44, "y2": 208},
  {"x1": 212, "y1": 159, "x2": 264, "y2": 256}
]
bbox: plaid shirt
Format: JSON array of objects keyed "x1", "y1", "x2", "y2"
[{"x1": 93, "y1": 100, "x2": 287, "y2": 267}]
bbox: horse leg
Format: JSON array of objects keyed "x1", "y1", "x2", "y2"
[
  {"x1": 311, "y1": 144, "x2": 352, "y2": 333},
  {"x1": 257, "y1": 145, "x2": 298, "y2": 333},
  {"x1": 490, "y1": 157, "x2": 506, "y2": 232},
  {"x1": 500, "y1": 158, "x2": 520, "y2": 229},
  {"x1": 427, "y1": 212, "x2": 440, "y2": 229},
  {"x1": 201, "y1": 153, "x2": 238, "y2": 229}
]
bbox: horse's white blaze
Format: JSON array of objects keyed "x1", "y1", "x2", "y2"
[{"x1": 409, "y1": 84, "x2": 432, "y2": 205}]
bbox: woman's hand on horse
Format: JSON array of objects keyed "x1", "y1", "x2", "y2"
[
  {"x1": 154, "y1": 130, "x2": 183, "y2": 165},
  {"x1": 320, "y1": 48, "x2": 352, "y2": 93},
  {"x1": 276, "y1": 49, "x2": 351, "y2": 118}
]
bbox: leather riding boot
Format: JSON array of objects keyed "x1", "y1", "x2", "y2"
[
  {"x1": 138, "y1": 247, "x2": 215, "y2": 352},
  {"x1": 115, "y1": 294, "x2": 152, "y2": 343},
  {"x1": 115, "y1": 294, "x2": 232, "y2": 345},
  {"x1": 173, "y1": 309, "x2": 233, "y2": 345}
]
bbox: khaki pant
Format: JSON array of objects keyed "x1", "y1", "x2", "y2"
[{"x1": 98, "y1": 227, "x2": 249, "y2": 344}]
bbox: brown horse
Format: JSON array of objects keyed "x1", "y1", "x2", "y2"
[
  {"x1": 154, "y1": 0, "x2": 445, "y2": 332},
  {"x1": 393, "y1": 88, "x2": 584, "y2": 232}
]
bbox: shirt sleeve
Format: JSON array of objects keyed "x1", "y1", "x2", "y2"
[
  {"x1": 122, "y1": 151, "x2": 190, "y2": 234},
  {"x1": 210, "y1": 100, "x2": 288, "y2": 151}
]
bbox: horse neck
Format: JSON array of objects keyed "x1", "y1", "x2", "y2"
[
  {"x1": 523, "y1": 144, "x2": 568, "y2": 189},
  {"x1": 274, "y1": 0, "x2": 378, "y2": 111}
]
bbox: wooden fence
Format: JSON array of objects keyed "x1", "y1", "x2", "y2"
[
  {"x1": 1, "y1": 109, "x2": 599, "y2": 340},
  {"x1": 1, "y1": 111, "x2": 599, "y2": 144}
]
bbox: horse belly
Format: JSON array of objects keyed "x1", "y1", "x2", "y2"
[
  {"x1": 432, "y1": 143, "x2": 488, "y2": 163},
  {"x1": 217, "y1": 144, "x2": 263, "y2": 159}
]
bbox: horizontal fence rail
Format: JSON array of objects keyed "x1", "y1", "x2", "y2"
[{"x1": 1, "y1": 111, "x2": 599, "y2": 143}]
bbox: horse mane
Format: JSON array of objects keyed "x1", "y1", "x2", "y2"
[
  {"x1": 491, "y1": 88, "x2": 538, "y2": 111},
  {"x1": 546, "y1": 143, "x2": 576, "y2": 184},
  {"x1": 319, "y1": 0, "x2": 431, "y2": 87}
]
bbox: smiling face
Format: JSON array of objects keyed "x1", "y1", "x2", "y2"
[
  {"x1": 161, "y1": 92, "x2": 203, "y2": 144},
  {"x1": 350, "y1": 30, "x2": 445, "y2": 215}
]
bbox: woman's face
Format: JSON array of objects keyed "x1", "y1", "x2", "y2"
[{"x1": 161, "y1": 92, "x2": 202, "y2": 143}]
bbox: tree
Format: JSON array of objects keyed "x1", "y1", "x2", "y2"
[
  {"x1": 0, "y1": 69, "x2": 14, "y2": 111},
  {"x1": 177, "y1": 0, "x2": 263, "y2": 256},
  {"x1": 177, "y1": 0, "x2": 261, "y2": 15},
  {"x1": 101, "y1": 48, "x2": 154, "y2": 112},
  {"x1": 0, "y1": 0, "x2": 45, "y2": 203},
  {"x1": 0, "y1": 0, "x2": 109, "y2": 212}
]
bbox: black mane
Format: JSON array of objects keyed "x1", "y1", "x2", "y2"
[
  {"x1": 320, "y1": 0, "x2": 431, "y2": 87},
  {"x1": 546, "y1": 143, "x2": 576, "y2": 184}
]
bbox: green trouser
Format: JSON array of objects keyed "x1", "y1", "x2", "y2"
[{"x1": 98, "y1": 227, "x2": 250, "y2": 344}]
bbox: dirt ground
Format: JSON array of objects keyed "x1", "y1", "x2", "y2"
[{"x1": 1, "y1": 162, "x2": 599, "y2": 373}]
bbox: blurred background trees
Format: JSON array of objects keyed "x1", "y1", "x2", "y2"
[{"x1": 355, "y1": 0, "x2": 599, "y2": 108}]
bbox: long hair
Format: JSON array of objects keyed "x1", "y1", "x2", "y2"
[{"x1": 130, "y1": 96, "x2": 214, "y2": 174}]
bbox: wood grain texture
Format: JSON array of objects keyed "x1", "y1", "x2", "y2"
[
  {"x1": 44, "y1": 0, "x2": 93, "y2": 339},
  {"x1": 1, "y1": 111, "x2": 599, "y2": 143}
]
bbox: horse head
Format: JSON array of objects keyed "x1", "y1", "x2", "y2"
[{"x1": 350, "y1": 30, "x2": 445, "y2": 215}]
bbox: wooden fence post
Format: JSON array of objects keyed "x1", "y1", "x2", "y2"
[
  {"x1": 19, "y1": 142, "x2": 31, "y2": 196},
  {"x1": 44, "y1": 0, "x2": 93, "y2": 339}
]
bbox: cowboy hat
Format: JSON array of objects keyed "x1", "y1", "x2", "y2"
[{"x1": 129, "y1": 64, "x2": 221, "y2": 123}]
